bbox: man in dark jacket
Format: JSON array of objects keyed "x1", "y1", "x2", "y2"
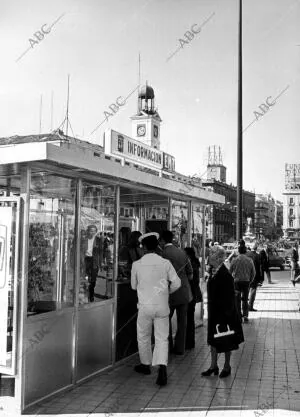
[
  {"x1": 229, "y1": 243, "x2": 255, "y2": 322},
  {"x1": 160, "y1": 230, "x2": 193, "y2": 355},
  {"x1": 260, "y1": 246, "x2": 272, "y2": 284},
  {"x1": 290, "y1": 241, "x2": 300, "y2": 287},
  {"x1": 246, "y1": 243, "x2": 262, "y2": 311}
]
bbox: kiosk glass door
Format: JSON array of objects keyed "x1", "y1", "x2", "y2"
[
  {"x1": 0, "y1": 198, "x2": 20, "y2": 376},
  {"x1": 24, "y1": 173, "x2": 76, "y2": 406}
]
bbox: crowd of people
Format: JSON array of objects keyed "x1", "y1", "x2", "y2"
[
  {"x1": 129, "y1": 232, "x2": 245, "y2": 386},
  {"x1": 82, "y1": 225, "x2": 300, "y2": 387},
  {"x1": 130, "y1": 233, "x2": 300, "y2": 387}
]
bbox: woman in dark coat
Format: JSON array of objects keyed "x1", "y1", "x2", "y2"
[
  {"x1": 184, "y1": 247, "x2": 202, "y2": 349},
  {"x1": 202, "y1": 245, "x2": 244, "y2": 378}
]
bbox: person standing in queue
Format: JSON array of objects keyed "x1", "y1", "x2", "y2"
[
  {"x1": 131, "y1": 232, "x2": 181, "y2": 386},
  {"x1": 202, "y1": 244, "x2": 244, "y2": 378},
  {"x1": 246, "y1": 243, "x2": 263, "y2": 312},
  {"x1": 184, "y1": 247, "x2": 203, "y2": 350},
  {"x1": 160, "y1": 230, "x2": 193, "y2": 355},
  {"x1": 82, "y1": 225, "x2": 102, "y2": 302}
]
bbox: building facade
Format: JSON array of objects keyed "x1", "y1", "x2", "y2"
[
  {"x1": 202, "y1": 164, "x2": 255, "y2": 243},
  {"x1": 254, "y1": 194, "x2": 283, "y2": 240},
  {"x1": 283, "y1": 163, "x2": 300, "y2": 241}
]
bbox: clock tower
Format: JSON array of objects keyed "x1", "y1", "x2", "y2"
[{"x1": 131, "y1": 83, "x2": 162, "y2": 149}]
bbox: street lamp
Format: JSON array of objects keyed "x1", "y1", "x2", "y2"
[{"x1": 236, "y1": 0, "x2": 243, "y2": 240}]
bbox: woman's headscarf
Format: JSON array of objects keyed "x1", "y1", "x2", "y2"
[{"x1": 208, "y1": 245, "x2": 226, "y2": 272}]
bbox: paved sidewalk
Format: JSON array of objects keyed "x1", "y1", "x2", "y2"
[{"x1": 27, "y1": 271, "x2": 300, "y2": 416}]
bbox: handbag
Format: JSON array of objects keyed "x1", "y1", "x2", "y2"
[
  {"x1": 214, "y1": 324, "x2": 235, "y2": 338},
  {"x1": 213, "y1": 323, "x2": 238, "y2": 353}
]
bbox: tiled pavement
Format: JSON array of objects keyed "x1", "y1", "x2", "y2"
[{"x1": 14, "y1": 271, "x2": 300, "y2": 416}]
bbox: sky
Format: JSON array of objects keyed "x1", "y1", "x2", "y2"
[{"x1": 0, "y1": 0, "x2": 299, "y2": 201}]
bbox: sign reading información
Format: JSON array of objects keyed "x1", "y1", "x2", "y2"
[{"x1": 105, "y1": 130, "x2": 175, "y2": 172}]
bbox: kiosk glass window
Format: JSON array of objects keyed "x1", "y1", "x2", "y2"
[
  {"x1": 28, "y1": 173, "x2": 76, "y2": 315},
  {"x1": 118, "y1": 187, "x2": 169, "y2": 280},
  {"x1": 171, "y1": 200, "x2": 188, "y2": 248},
  {"x1": 79, "y1": 181, "x2": 115, "y2": 303}
]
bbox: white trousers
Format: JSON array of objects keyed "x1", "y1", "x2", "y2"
[{"x1": 137, "y1": 305, "x2": 169, "y2": 367}]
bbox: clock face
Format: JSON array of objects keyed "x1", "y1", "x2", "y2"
[
  {"x1": 153, "y1": 125, "x2": 158, "y2": 138},
  {"x1": 137, "y1": 124, "x2": 146, "y2": 136}
]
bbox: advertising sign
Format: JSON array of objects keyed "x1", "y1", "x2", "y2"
[
  {"x1": 285, "y1": 164, "x2": 300, "y2": 190},
  {"x1": 106, "y1": 130, "x2": 163, "y2": 170},
  {"x1": 163, "y1": 152, "x2": 176, "y2": 172},
  {"x1": 0, "y1": 207, "x2": 12, "y2": 365}
]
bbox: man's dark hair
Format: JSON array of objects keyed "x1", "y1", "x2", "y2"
[
  {"x1": 142, "y1": 235, "x2": 158, "y2": 251},
  {"x1": 160, "y1": 230, "x2": 173, "y2": 243},
  {"x1": 238, "y1": 244, "x2": 247, "y2": 254}
]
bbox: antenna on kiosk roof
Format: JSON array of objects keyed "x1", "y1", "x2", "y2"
[
  {"x1": 56, "y1": 74, "x2": 75, "y2": 138},
  {"x1": 39, "y1": 94, "x2": 43, "y2": 135},
  {"x1": 138, "y1": 52, "x2": 141, "y2": 113}
]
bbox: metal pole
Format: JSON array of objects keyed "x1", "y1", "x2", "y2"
[
  {"x1": 187, "y1": 201, "x2": 192, "y2": 247},
  {"x1": 168, "y1": 198, "x2": 172, "y2": 230},
  {"x1": 72, "y1": 178, "x2": 81, "y2": 384},
  {"x1": 201, "y1": 205, "x2": 206, "y2": 279},
  {"x1": 112, "y1": 185, "x2": 120, "y2": 367},
  {"x1": 236, "y1": 0, "x2": 243, "y2": 240}
]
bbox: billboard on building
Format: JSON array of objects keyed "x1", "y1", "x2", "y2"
[{"x1": 285, "y1": 164, "x2": 300, "y2": 190}]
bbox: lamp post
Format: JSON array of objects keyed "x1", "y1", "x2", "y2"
[{"x1": 236, "y1": 0, "x2": 243, "y2": 240}]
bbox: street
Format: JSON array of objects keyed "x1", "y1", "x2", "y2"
[{"x1": 18, "y1": 267, "x2": 300, "y2": 417}]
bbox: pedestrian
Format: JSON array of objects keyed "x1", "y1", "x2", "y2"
[
  {"x1": 260, "y1": 245, "x2": 272, "y2": 284},
  {"x1": 184, "y1": 247, "x2": 203, "y2": 349},
  {"x1": 291, "y1": 241, "x2": 300, "y2": 287},
  {"x1": 160, "y1": 230, "x2": 193, "y2": 355},
  {"x1": 202, "y1": 245, "x2": 244, "y2": 378},
  {"x1": 246, "y1": 243, "x2": 263, "y2": 312},
  {"x1": 229, "y1": 241, "x2": 256, "y2": 323},
  {"x1": 131, "y1": 232, "x2": 181, "y2": 386},
  {"x1": 191, "y1": 233, "x2": 201, "y2": 259},
  {"x1": 119, "y1": 231, "x2": 142, "y2": 278}
]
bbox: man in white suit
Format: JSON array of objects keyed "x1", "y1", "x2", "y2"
[{"x1": 131, "y1": 232, "x2": 181, "y2": 386}]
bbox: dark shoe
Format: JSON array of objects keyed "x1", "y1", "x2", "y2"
[
  {"x1": 249, "y1": 307, "x2": 257, "y2": 312},
  {"x1": 291, "y1": 280, "x2": 296, "y2": 287},
  {"x1": 185, "y1": 344, "x2": 195, "y2": 350},
  {"x1": 171, "y1": 348, "x2": 184, "y2": 355},
  {"x1": 201, "y1": 367, "x2": 219, "y2": 376},
  {"x1": 134, "y1": 364, "x2": 151, "y2": 375},
  {"x1": 219, "y1": 367, "x2": 231, "y2": 378},
  {"x1": 156, "y1": 365, "x2": 167, "y2": 386},
  {"x1": 243, "y1": 317, "x2": 249, "y2": 323}
]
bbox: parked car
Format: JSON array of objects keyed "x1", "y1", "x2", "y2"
[
  {"x1": 277, "y1": 249, "x2": 291, "y2": 269},
  {"x1": 268, "y1": 249, "x2": 285, "y2": 270}
]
